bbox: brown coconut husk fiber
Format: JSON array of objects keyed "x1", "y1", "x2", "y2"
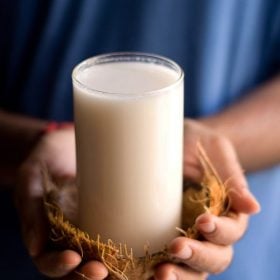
[{"x1": 42, "y1": 143, "x2": 229, "y2": 280}]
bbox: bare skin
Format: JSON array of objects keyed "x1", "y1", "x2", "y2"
[
  {"x1": 154, "y1": 120, "x2": 259, "y2": 280},
  {"x1": 1, "y1": 118, "x2": 255, "y2": 279},
  {"x1": 1, "y1": 75, "x2": 279, "y2": 279},
  {"x1": 13, "y1": 122, "x2": 258, "y2": 280},
  {"x1": 200, "y1": 75, "x2": 280, "y2": 171}
]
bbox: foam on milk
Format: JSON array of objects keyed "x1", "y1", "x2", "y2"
[{"x1": 76, "y1": 62, "x2": 179, "y2": 95}]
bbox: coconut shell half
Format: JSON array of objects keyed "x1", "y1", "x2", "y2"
[{"x1": 42, "y1": 143, "x2": 229, "y2": 280}]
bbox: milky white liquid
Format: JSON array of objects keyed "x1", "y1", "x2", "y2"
[{"x1": 74, "y1": 61, "x2": 183, "y2": 256}]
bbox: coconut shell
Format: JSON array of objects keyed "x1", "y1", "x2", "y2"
[{"x1": 42, "y1": 143, "x2": 229, "y2": 279}]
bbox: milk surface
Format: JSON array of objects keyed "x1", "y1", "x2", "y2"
[{"x1": 74, "y1": 61, "x2": 183, "y2": 256}]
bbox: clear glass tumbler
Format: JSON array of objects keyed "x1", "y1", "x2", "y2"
[{"x1": 72, "y1": 52, "x2": 184, "y2": 256}]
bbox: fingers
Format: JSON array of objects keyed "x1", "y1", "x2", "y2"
[
  {"x1": 184, "y1": 123, "x2": 260, "y2": 215},
  {"x1": 168, "y1": 237, "x2": 233, "y2": 274},
  {"x1": 34, "y1": 250, "x2": 81, "y2": 278},
  {"x1": 79, "y1": 261, "x2": 109, "y2": 280},
  {"x1": 226, "y1": 174, "x2": 260, "y2": 214},
  {"x1": 59, "y1": 260, "x2": 109, "y2": 280},
  {"x1": 215, "y1": 141, "x2": 260, "y2": 214},
  {"x1": 154, "y1": 263, "x2": 208, "y2": 280},
  {"x1": 32, "y1": 245, "x2": 107, "y2": 279},
  {"x1": 31, "y1": 244, "x2": 108, "y2": 279},
  {"x1": 195, "y1": 213, "x2": 248, "y2": 245},
  {"x1": 199, "y1": 135, "x2": 260, "y2": 214}
]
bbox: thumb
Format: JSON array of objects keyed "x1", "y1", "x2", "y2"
[
  {"x1": 225, "y1": 174, "x2": 260, "y2": 214},
  {"x1": 202, "y1": 139, "x2": 261, "y2": 214}
]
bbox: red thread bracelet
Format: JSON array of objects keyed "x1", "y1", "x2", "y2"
[
  {"x1": 42, "y1": 121, "x2": 74, "y2": 134},
  {"x1": 27, "y1": 122, "x2": 74, "y2": 161}
]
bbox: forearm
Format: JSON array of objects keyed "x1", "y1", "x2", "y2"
[
  {"x1": 0, "y1": 110, "x2": 47, "y2": 184},
  {"x1": 200, "y1": 75, "x2": 280, "y2": 172}
]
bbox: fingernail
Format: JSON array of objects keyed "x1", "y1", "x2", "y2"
[
  {"x1": 60, "y1": 256, "x2": 81, "y2": 272},
  {"x1": 27, "y1": 230, "x2": 39, "y2": 257},
  {"x1": 198, "y1": 222, "x2": 216, "y2": 233},
  {"x1": 170, "y1": 244, "x2": 192, "y2": 260}
]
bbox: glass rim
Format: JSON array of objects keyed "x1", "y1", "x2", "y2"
[{"x1": 72, "y1": 52, "x2": 184, "y2": 97}]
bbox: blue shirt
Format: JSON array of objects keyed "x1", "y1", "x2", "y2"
[{"x1": 1, "y1": 1, "x2": 280, "y2": 279}]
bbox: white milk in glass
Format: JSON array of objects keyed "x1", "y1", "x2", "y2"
[{"x1": 73, "y1": 54, "x2": 184, "y2": 257}]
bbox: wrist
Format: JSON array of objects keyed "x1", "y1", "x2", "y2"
[
  {"x1": 0, "y1": 110, "x2": 73, "y2": 185},
  {"x1": 41, "y1": 122, "x2": 74, "y2": 134},
  {"x1": 198, "y1": 116, "x2": 238, "y2": 144},
  {"x1": 31, "y1": 121, "x2": 74, "y2": 159}
]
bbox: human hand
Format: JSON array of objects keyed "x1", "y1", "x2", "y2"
[
  {"x1": 15, "y1": 127, "x2": 108, "y2": 279},
  {"x1": 154, "y1": 119, "x2": 260, "y2": 279}
]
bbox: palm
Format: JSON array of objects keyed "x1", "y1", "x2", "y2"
[
  {"x1": 183, "y1": 119, "x2": 236, "y2": 183},
  {"x1": 16, "y1": 128, "x2": 108, "y2": 279},
  {"x1": 37, "y1": 129, "x2": 76, "y2": 177}
]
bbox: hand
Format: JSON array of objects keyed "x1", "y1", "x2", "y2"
[
  {"x1": 154, "y1": 119, "x2": 260, "y2": 279},
  {"x1": 15, "y1": 127, "x2": 108, "y2": 279}
]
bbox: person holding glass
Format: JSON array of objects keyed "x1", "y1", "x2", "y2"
[{"x1": 1, "y1": 1, "x2": 279, "y2": 279}]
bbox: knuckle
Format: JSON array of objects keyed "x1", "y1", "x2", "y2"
[
  {"x1": 208, "y1": 133, "x2": 229, "y2": 149},
  {"x1": 205, "y1": 221, "x2": 234, "y2": 245},
  {"x1": 201, "y1": 272, "x2": 209, "y2": 280},
  {"x1": 206, "y1": 230, "x2": 225, "y2": 245},
  {"x1": 154, "y1": 263, "x2": 177, "y2": 279},
  {"x1": 213, "y1": 246, "x2": 234, "y2": 274},
  {"x1": 34, "y1": 259, "x2": 64, "y2": 278},
  {"x1": 184, "y1": 244, "x2": 208, "y2": 270}
]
